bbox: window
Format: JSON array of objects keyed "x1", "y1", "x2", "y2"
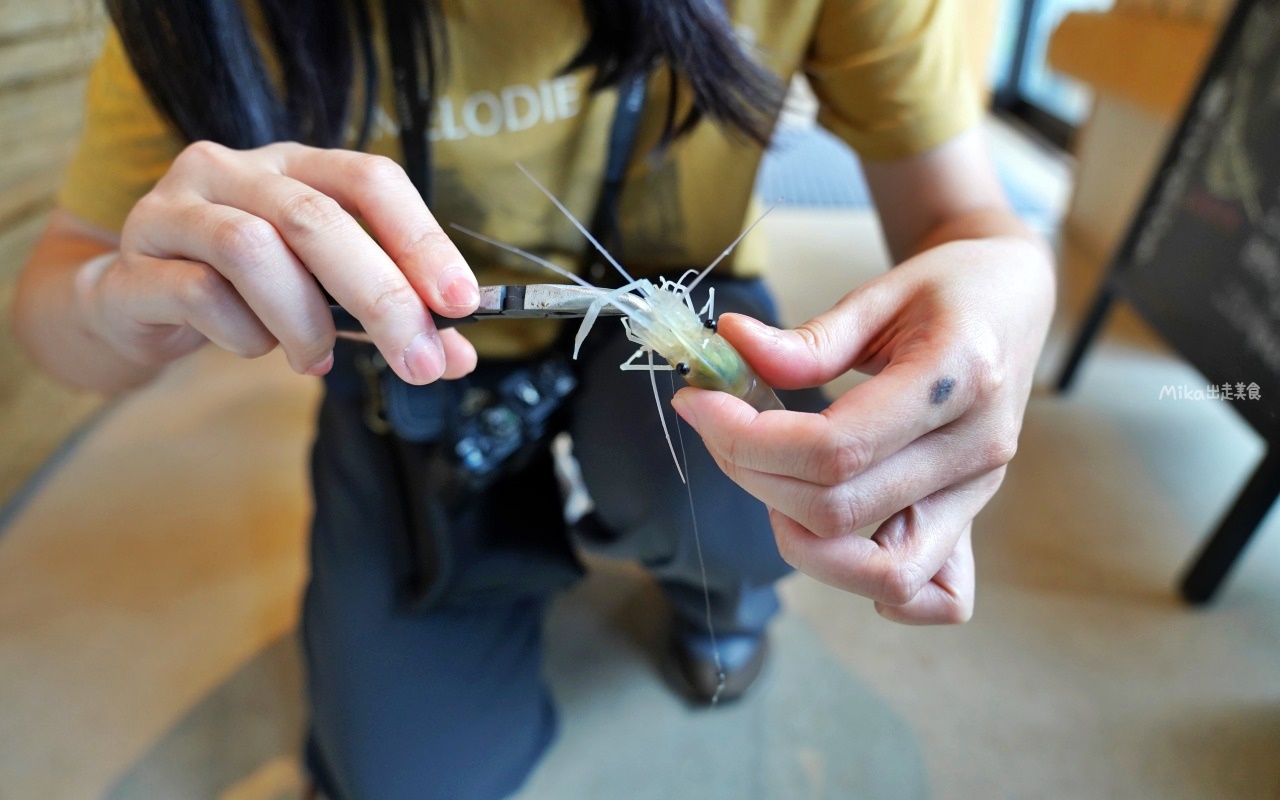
[{"x1": 992, "y1": 0, "x2": 1116, "y2": 147}]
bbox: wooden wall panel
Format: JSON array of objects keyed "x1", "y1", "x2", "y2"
[
  {"x1": 0, "y1": 4, "x2": 106, "y2": 514},
  {"x1": 1048, "y1": 11, "x2": 1217, "y2": 117},
  {"x1": 1051, "y1": 2, "x2": 1230, "y2": 270},
  {"x1": 0, "y1": 31, "x2": 100, "y2": 88},
  {"x1": 0, "y1": 0, "x2": 104, "y2": 38},
  {"x1": 1113, "y1": 0, "x2": 1233, "y2": 23}
]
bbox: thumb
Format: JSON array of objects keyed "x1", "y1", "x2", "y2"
[{"x1": 717, "y1": 286, "x2": 895, "y2": 390}]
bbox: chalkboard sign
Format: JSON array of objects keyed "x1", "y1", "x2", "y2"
[
  {"x1": 1058, "y1": 0, "x2": 1280, "y2": 604},
  {"x1": 1113, "y1": 0, "x2": 1280, "y2": 439}
]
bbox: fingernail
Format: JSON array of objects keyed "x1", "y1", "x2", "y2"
[
  {"x1": 304, "y1": 351, "x2": 334, "y2": 377},
  {"x1": 404, "y1": 331, "x2": 445, "y2": 383},
  {"x1": 440, "y1": 268, "x2": 479, "y2": 310}
]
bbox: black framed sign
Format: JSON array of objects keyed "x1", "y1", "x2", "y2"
[
  {"x1": 1122, "y1": 0, "x2": 1280, "y2": 439},
  {"x1": 1058, "y1": 0, "x2": 1280, "y2": 603}
]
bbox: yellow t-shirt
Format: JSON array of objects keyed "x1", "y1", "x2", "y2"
[{"x1": 59, "y1": 0, "x2": 979, "y2": 357}]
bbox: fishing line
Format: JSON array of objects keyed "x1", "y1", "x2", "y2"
[
  {"x1": 460, "y1": 166, "x2": 735, "y2": 703},
  {"x1": 668, "y1": 370, "x2": 726, "y2": 705}
]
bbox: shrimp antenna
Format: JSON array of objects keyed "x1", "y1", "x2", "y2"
[
  {"x1": 450, "y1": 224, "x2": 595, "y2": 289},
  {"x1": 648, "y1": 348, "x2": 685, "y2": 484},
  {"x1": 516, "y1": 162, "x2": 638, "y2": 286},
  {"x1": 686, "y1": 198, "x2": 781, "y2": 293}
]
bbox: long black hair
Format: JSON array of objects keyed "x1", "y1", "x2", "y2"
[{"x1": 106, "y1": 0, "x2": 784, "y2": 158}]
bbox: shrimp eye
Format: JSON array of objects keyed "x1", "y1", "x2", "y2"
[
  {"x1": 703, "y1": 318, "x2": 718, "y2": 332},
  {"x1": 677, "y1": 362, "x2": 691, "y2": 376}
]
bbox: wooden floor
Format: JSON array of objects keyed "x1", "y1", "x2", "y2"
[{"x1": 2, "y1": 198, "x2": 1279, "y2": 798}]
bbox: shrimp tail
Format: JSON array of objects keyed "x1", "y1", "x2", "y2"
[{"x1": 574, "y1": 279, "x2": 651, "y2": 360}]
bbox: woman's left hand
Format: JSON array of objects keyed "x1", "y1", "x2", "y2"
[{"x1": 671, "y1": 234, "x2": 1055, "y2": 624}]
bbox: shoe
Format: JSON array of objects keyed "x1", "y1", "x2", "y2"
[{"x1": 663, "y1": 626, "x2": 769, "y2": 706}]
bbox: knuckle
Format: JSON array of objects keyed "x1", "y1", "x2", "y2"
[
  {"x1": 877, "y1": 561, "x2": 929, "y2": 607},
  {"x1": 177, "y1": 269, "x2": 277, "y2": 359},
  {"x1": 808, "y1": 490, "x2": 859, "y2": 538},
  {"x1": 122, "y1": 194, "x2": 166, "y2": 241},
  {"x1": 277, "y1": 192, "x2": 346, "y2": 239},
  {"x1": 816, "y1": 430, "x2": 873, "y2": 484},
  {"x1": 968, "y1": 347, "x2": 1008, "y2": 398},
  {"x1": 723, "y1": 431, "x2": 748, "y2": 468},
  {"x1": 980, "y1": 433, "x2": 1019, "y2": 471},
  {"x1": 795, "y1": 317, "x2": 831, "y2": 353},
  {"x1": 209, "y1": 216, "x2": 278, "y2": 267},
  {"x1": 353, "y1": 154, "x2": 405, "y2": 189},
  {"x1": 402, "y1": 226, "x2": 458, "y2": 268},
  {"x1": 793, "y1": 319, "x2": 831, "y2": 374},
  {"x1": 177, "y1": 140, "x2": 227, "y2": 170},
  {"x1": 289, "y1": 318, "x2": 339, "y2": 365},
  {"x1": 265, "y1": 140, "x2": 305, "y2": 157},
  {"x1": 178, "y1": 266, "x2": 233, "y2": 316},
  {"x1": 129, "y1": 191, "x2": 165, "y2": 221},
  {"x1": 361, "y1": 279, "x2": 420, "y2": 321},
  {"x1": 289, "y1": 336, "x2": 335, "y2": 369}
]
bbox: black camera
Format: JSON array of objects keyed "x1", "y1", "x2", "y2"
[{"x1": 448, "y1": 359, "x2": 577, "y2": 488}]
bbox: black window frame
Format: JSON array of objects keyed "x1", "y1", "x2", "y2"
[{"x1": 992, "y1": 0, "x2": 1084, "y2": 151}]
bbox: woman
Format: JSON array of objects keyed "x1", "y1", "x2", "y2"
[{"x1": 13, "y1": 0, "x2": 1055, "y2": 797}]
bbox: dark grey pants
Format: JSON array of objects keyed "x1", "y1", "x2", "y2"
[{"x1": 302, "y1": 279, "x2": 827, "y2": 799}]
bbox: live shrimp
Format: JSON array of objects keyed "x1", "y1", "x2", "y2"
[
  {"x1": 454, "y1": 165, "x2": 784, "y2": 482},
  {"x1": 456, "y1": 164, "x2": 787, "y2": 705}
]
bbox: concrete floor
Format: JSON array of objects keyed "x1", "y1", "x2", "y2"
[{"x1": 2, "y1": 139, "x2": 1280, "y2": 798}]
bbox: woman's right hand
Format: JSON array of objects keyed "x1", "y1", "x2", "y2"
[{"x1": 84, "y1": 140, "x2": 479, "y2": 384}]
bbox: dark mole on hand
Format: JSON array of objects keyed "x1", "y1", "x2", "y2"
[{"x1": 930, "y1": 377, "x2": 956, "y2": 405}]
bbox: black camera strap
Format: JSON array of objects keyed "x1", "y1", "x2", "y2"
[
  {"x1": 382, "y1": 64, "x2": 650, "y2": 611},
  {"x1": 585, "y1": 74, "x2": 648, "y2": 286},
  {"x1": 384, "y1": 0, "x2": 438, "y2": 203}
]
